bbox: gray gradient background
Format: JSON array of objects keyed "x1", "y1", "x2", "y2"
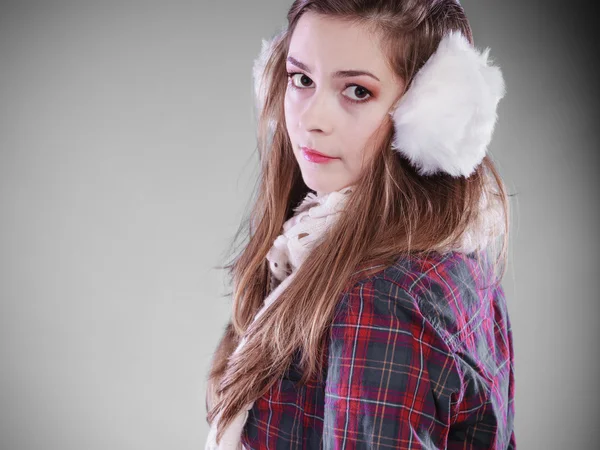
[{"x1": 0, "y1": 0, "x2": 597, "y2": 449}]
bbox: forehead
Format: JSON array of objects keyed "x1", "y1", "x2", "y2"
[{"x1": 287, "y1": 12, "x2": 394, "y2": 81}]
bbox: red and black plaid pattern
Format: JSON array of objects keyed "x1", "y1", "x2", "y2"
[{"x1": 242, "y1": 251, "x2": 515, "y2": 449}]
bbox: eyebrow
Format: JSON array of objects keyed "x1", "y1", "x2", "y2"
[{"x1": 286, "y1": 56, "x2": 381, "y2": 82}]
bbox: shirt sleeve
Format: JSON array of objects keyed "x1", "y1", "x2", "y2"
[{"x1": 322, "y1": 276, "x2": 462, "y2": 449}]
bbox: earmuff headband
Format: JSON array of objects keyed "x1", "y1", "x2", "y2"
[{"x1": 253, "y1": 28, "x2": 505, "y2": 178}]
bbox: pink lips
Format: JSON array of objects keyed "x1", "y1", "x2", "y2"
[{"x1": 301, "y1": 147, "x2": 338, "y2": 164}]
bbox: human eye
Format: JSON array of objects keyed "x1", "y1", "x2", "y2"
[
  {"x1": 342, "y1": 84, "x2": 373, "y2": 104},
  {"x1": 286, "y1": 72, "x2": 314, "y2": 89}
]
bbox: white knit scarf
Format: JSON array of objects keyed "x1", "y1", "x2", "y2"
[{"x1": 204, "y1": 185, "x2": 355, "y2": 450}]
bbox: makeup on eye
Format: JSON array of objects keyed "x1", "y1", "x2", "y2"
[
  {"x1": 286, "y1": 56, "x2": 381, "y2": 82},
  {"x1": 286, "y1": 71, "x2": 374, "y2": 104}
]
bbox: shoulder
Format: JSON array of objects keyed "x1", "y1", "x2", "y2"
[
  {"x1": 324, "y1": 251, "x2": 515, "y2": 447},
  {"x1": 337, "y1": 251, "x2": 502, "y2": 351},
  {"x1": 324, "y1": 253, "x2": 471, "y2": 436}
]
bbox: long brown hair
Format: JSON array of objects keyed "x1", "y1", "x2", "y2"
[{"x1": 206, "y1": 0, "x2": 510, "y2": 443}]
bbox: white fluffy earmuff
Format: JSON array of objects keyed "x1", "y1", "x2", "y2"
[
  {"x1": 252, "y1": 28, "x2": 506, "y2": 178},
  {"x1": 252, "y1": 36, "x2": 278, "y2": 115},
  {"x1": 389, "y1": 30, "x2": 506, "y2": 177},
  {"x1": 252, "y1": 28, "x2": 286, "y2": 138}
]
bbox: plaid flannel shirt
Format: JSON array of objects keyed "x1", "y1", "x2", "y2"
[{"x1": 241, "y1": 251, "x2": 516, "y2": 449}]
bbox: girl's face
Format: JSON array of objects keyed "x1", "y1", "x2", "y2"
[{"x1": 284, "y1": 12, "x2": 405, "y2": 196}]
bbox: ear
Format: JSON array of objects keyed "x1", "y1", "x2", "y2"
[{"x1": 389, "y1": 30, "x2": 506, "y2": 178}]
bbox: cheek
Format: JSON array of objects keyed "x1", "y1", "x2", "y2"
[
  {"x1": 343, "y1": 116, "x2": 386, "y2": 167},
  {"x1": 347, "y1": 117, "x2": 380, "y2": 150},
  {"x1": 283, "y1": 93, "x2": 297, "y2": 135}
]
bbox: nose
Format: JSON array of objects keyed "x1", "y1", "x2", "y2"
[{"x1": 298, "y1": 88, "x2": 334, "y2": 135}]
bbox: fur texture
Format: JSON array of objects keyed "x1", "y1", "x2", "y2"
[
  {"x1": 252, "y1": 37, "x2": 274, "y2": 114},
  {"x1": 252, "y1": 28, "x2": 285, "y2": 137},
  {"x1": 389, "y1": 30, "x2": 506, "y2": 177}
]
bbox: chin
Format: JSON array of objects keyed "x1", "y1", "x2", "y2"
[
  {"x1": 300, "y1": 175, "x2": 327, "y2": 195},
  {"x1": 296, "y1": 159, "x2": 350, "y2": 195}
]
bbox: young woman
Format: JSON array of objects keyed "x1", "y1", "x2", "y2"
[{"x1": 206, "y1": 0, "x2": 515, "y2": 448}]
